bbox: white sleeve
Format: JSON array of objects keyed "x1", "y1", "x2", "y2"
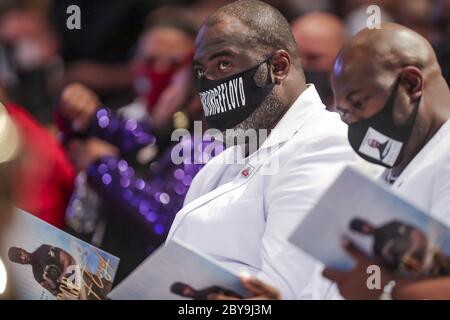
[{"x1": 256, "y1": 134, "x2": 356, "y2": 299}]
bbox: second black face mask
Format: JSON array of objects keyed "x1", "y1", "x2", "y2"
[
  {"x1": 197, "y1": 58, "x2": 275, "y2": 131},
  {"x1": 347, "y1": 76, "x2": 421, "y2": 168}
]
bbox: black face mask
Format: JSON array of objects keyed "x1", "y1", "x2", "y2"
[
  {"x1": 347, "y1": 76, "x2": 421, "y2": 168},
  {"x1": 197, "y1": 57, "x2": 275, "y2": 131}
]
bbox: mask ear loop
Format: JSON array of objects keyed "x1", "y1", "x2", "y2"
[
  {"x1": 405, "y1": 95, "x2": 421, "y2": 127},
  {"x1": 389, "y1": 75, "x2": 402, "y2": 104},
  {"x1": 390, "y1": 73, "x2": 421, "y2": 129},
  {"x1": 265, "y1": 52, "x2": 276, "y2": 85},
  {"x1": 251, "y1": 53, "x2": 276, "y2": 88},
  {"x1": 400, "y1": 72, "x2": 422, "y2": 128},
  {"x1": 379, "y1": 74, "x2": 402, "y2": 123}
]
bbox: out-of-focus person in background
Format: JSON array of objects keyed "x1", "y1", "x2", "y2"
[
  {"x1": 279, "y1": 0, "x2": 333, "y2": 17},
  {"x1": 0, "y1": 101, "x2": 21, "y2": 299},
  {"x1": 120, "y1": 10, "x2": 198, "y2": 151},
  {"x1": 338, "y1": 0, "x2": 394, "y2": 36},
  {"x1": 0, "y1": 0, "x2": 60, "y2": 126},
  {"x1": 57, "y1": 10, "x2": 201, "y2": 152},
  {"x1": 0, "y1": 101, "x2": 20, "y2": 231},
  {"x1": 50, "y1": 0, "x2": 161, "y2": 109},
  {"x1": 433, "y1": 0, "x2": 450, "y2": 86},
  {"x1": 291, "y1": 12, "x2": 347, "y2": 108},
  {"x1": 58, "y1": 82, "x2": 221, "y2": 282},
  {"x1": 55, "y1": 10, "x2": 224, "y2": 282},
  {"x1": 389, "y1": 0, "x2": 434, "y2": 40},
  {"x1": 0, "y1": 83, "x2": 75, "y2": 228}
]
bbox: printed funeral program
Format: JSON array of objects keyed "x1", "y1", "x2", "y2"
[
  {"x1": 0, "y1": 209, "x2": 119, "y2": 300},
  {"x1": 289, "y1": 166, "x2": 450, "y2": 278},
  {"x1": 109, "y1": 239, "x2": 250, "y2": 300}
]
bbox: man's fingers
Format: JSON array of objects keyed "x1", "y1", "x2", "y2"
[
  {"x1": 61, "y1": 84, "x2": 99, "y2": 126},
  {"x1": 241, "y1": 277, "x2": 266, "y2": 295},
  {"x1": 241, "y1": 277, "x2": 280, "y2": 299},
  {"x1": 207, "y1": 293, "x2": 239, "y2": 300}
]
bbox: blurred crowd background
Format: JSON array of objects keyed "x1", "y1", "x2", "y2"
[{"x1": 0, "y1": 0, "x2": 449, "y2": 283}]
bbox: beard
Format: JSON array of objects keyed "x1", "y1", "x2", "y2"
[
  {"x1": 232, "y1": 90, "x2": 286, "y2": 135},
  {"x1": 217, "y1": 91, "x2": 287, "y2": 156}
]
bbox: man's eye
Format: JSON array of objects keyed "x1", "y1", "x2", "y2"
[
  {"x1": 218, "y1": 61, "x2": 231, "y2": 71},
  {"x1": 353, "y1": 102, "x2": 363, "y2": 110},
  {"x1": 353, "y1": 97, "x2": 369, "y2": 110}
]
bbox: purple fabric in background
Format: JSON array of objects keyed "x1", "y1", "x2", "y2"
[{"x1": 83, "y1": 107, "x2": 223, "y2": 242}]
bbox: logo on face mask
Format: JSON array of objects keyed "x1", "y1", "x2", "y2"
[
  {"x1": 347, "y1": 75, "x2": 421, "y2": 168},
  {"x1": 197, "y1": 56, "x2": 275, "y2": 131},
  {"x1": 358, "y1": 128, "x2": 403, "y2": 167}
]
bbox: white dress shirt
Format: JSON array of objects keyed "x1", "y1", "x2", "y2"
[
  {"x1": 166, "y1": 85, "x2": 358, "y2": 299},
  {"x1": 384, "y1": 118, "x2": 450, "y2": 226}
]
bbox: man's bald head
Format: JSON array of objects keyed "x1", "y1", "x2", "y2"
[
  {"x1": 292, "y1": 12, "x2": 347, "y2": 72},
  {"x1": 333, "y1": 23, "x2": 450, "y2": 172},
  {"x1": 201, "y1": 0, "x2": 301, "y2": 69},
  {"x1": 333, "y1": 23, "x2": 444, "y2": 117},
  {"x1": 334, "y1": 23, "x2": 440, "y2": 91}
]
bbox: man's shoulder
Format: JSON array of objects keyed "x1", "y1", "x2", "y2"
[
  {"x1": 423, "y1": 133, "x2": 450, "y2": 180},
  {"x1": 286, "y1": 109, "x2": 351, "y2": 154},
  {"x1": 394, "y1": 124, "x2": 450, "y2": 199},
  {"x1": 410, "y1": 124, "x2": 450, "y2": 175},
  {"x1": 303, "y1": 107, "x2": 348, "y2": 138}
]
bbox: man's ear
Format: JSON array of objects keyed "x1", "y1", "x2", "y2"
[
  {"x1": 400, "y1": 66, "x2": 423, "y2": 101},
  {"x1": 271, "y1": 50, "x2": 291, "y2": 84}
]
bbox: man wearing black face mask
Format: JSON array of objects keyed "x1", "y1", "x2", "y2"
[
  {"x1": 334, "y1": 23, "x2": 450, "y2": 192},
  {"x1": 165, "y1": 0, "x2": 358, "y2": 300},
  {"x1": 323, "y1": 23, "x2": 450, "y2": 300}
]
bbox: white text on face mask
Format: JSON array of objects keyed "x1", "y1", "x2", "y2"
[{"x1": 199, "y1": 77, "x2": 246, "y2": 117}]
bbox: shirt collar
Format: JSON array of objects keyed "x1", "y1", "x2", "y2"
[
  {"x1": 260, "y1": 84, "x2": 325, "y2": 150},
  {"x1": 209, "y1": 85, "x2": 326, "y2": 164},
  {"x1": 391, "y1": 117, "x2": 450, "y2": 187}
]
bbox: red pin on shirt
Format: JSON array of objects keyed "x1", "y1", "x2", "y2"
[{"x1": 241, "y1": 165, "x2": 254, "y2": 178}]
